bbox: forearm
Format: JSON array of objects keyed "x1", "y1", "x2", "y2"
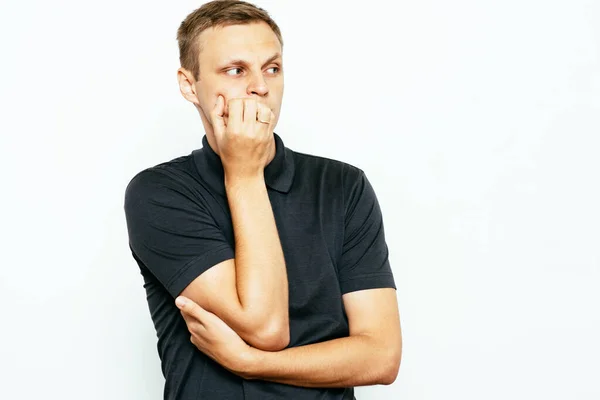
[
  {"x1": 225, "y1": 174, "x2": 289, "y2": 337},
  {"x1": 239, "y1": 334, "x2": 400, "y2": 388}
]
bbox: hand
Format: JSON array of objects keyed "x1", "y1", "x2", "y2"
[
  {"x1": 210, "y1": 95, "x2": 276, "y2": 180},
  {"x1": 175, "y1": 296, "x2": 255, "y2": 376}
]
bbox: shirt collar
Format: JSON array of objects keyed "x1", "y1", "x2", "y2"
[{"x1": 192, "y1": 132, "x2": 295, "y2": 196}]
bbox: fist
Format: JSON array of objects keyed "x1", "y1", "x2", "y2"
[{"x1": 210, "y1": 95, "x2": 276, "y2": 179}]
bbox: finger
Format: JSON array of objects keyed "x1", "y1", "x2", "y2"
[
  {"x1": 243, "y1": 98, "x2": 257, "y2": 135},
  {"x1": 268, "y1": 110, "x2": 276, "y2": 131},
  {"x1": 256, "y1": 105, "x2": 272, "y2": 136},
  {"x1": 210, "y1": 95, "x2": 226, "y2": 137},
  {"x1": 175, "y1": 296, "x2": 210, "y2": 323},
  {"x1": 179, "y1": 306, "x2": 199, "y2": 325},
  {"x1": 243, "y1": 98, "x2": 257, "y2": 130},
  {"x1": 228, "y1": 98, "x2": 243, "y2": 134},
  {"x1": 182, "y1": 312, "x2": 205, "y2": 336},
  {"x1": 256, "y1": 105, "x2": 271, "y2": 125}
]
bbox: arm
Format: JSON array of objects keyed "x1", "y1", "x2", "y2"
[
  {"x1": 180, "y1": 175, "x2": 289, "y2": 350},
  {"x1": 239, "y1": 287, "x2": 402, "y2": 387},
  {"x1": 177, "y1": 287, "x2": 401, "y2": 387},
  {"x1": 177, "y1": 167, "x2": 400, "y2": 383},
  {"x1": 180, "y1": 97, "x2": 289, "y2": 351}
]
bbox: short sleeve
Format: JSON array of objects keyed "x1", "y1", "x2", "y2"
[
  {"x1": 338, "y1": 170, "x2": 396, "y2": 294},
  {"x1": 124, "y1": 169, "x2": 234, "y2": 298}
]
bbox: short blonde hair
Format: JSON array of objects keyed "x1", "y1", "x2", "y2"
[{"x1": 177, "y1": 0, "x2": 284, "y2": 80}]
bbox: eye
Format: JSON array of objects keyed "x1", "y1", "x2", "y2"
[
  {"x1": 267, "y1": 66, "x2": 280, "y2": 74},
  {"x1": 225, "y1": 67, "x2": 243, "y2": 76}
]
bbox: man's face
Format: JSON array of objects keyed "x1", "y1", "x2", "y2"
[{"x1": 182, "y1": 22, "x2": 284, "y2": 135}]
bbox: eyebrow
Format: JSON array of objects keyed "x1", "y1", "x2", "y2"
[{"x1": 219, "y1": 53, "x2": 282, "y2": 69}]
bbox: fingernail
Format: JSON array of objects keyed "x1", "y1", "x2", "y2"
[{"x1": 175, "y1": 297, "x2": 187, "y2": 308}]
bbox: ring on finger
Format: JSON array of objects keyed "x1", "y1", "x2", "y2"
[{"x1": 256, "y1": 109, "x2": 271, "y2": 124}]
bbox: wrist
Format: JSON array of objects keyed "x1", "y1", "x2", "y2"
[
  {"x1": 224, "y1": 172, "x2": 265, "y2": 190},
  {"x1": 233, "y1": 346, "x2": 264, "y2": 380}
]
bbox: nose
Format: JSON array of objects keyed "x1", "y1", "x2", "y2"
[{"x1": 247, "y1": 71, "x2": 269, "y2": 97}]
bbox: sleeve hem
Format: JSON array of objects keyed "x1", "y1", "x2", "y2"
[
  {"x1": 339, "y1": 273, "x2": 396, "y2": 295},
  {"x1": 166, "y1": 244, "x2": 235, "y2": 298}
]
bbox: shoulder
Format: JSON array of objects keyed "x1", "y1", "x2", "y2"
[
  {"x1": 290, "y1": 151, "x2": 380, "y2": 219},
  {"x1": 124, "y1": 153, "x2": 198, "y2": 211},
  {"x1": 291, "y1": 150, "x2": 366, "y2": 187}
]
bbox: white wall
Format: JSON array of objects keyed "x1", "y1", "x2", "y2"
[{"x1": 1, "y1": 0, "x2": 599, "y2": 399}]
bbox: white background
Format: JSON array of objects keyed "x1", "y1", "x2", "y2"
[{"x1": 1, "y1": 0, "x2": 599, "y2": 399}]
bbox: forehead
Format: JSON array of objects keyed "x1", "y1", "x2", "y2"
[{"x1": 197, "y1": 22, "x2": 282, "y2": 65}]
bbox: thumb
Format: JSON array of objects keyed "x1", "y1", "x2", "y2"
[{"x1": 175, "y1": 296, "x2": 205, "y2": 319}]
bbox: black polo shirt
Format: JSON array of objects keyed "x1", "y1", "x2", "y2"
[{"x1": 124, "y1": 132, "x2": 396, "y2": 400}]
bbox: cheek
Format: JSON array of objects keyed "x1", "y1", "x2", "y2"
[
  {"x1": 197, "y1": 80, "x2": 230, "y2": 107},
  {"x1": 221, "y1": 89, "x2": 248, "y2": 110}
]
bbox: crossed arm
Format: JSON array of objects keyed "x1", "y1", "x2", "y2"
[
  {"x1": 177, "y1": 174, "x2": 402, "y2": 387},
  {"x1": 178, "y1": 176, "x2": 290, "y2": 351},
  {"x1": 176, "y1": 169, "x2": 402, "y2": 387},
  {"x1": 177, "y1": 287, "x2": 402, "y2": 387}
]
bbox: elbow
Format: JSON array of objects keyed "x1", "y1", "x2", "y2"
[
  {"x1": 378, "y1": 341, "x2": 402, "y2": 385},
  {"x1": 379, "y1": 356, "x2": 401, "y2": 385},
  {"x1": 247, "y1": 318, "x2": 290, "y2": 351}
]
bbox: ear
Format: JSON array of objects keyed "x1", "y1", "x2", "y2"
[{"x1": 177, "y1": 67, "x2": 200, "y2": 105}]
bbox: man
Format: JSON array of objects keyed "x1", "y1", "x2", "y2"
[{"x1": 124, "y1": 1, "x2": 402, "y2": 399}]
